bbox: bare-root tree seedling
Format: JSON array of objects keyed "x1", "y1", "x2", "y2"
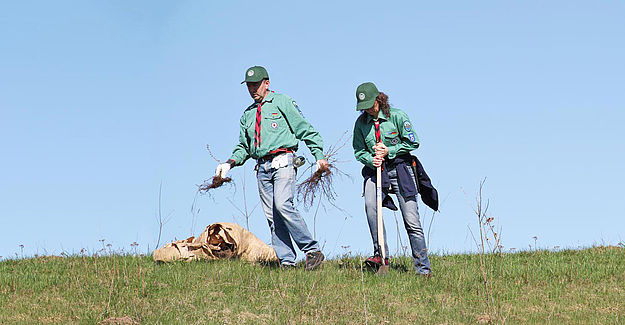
[
  {"x1": 198, "y1": 145, "x2": 233, "y2": 194},
  {"x1": 296, "y1": 132, "x2": 353, "y2": 241},
  {"x1": 297, "y1": 131, "x2": 351, "y2": 209},
  {"x1": 200, "y1": 144, "x2": 260, "y2": 230},
  {"x1": 198, "y1": 176, "x2": 232, "y2": 193}
]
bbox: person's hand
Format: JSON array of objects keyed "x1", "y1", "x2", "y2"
[
  {"x1": 215, "y1": 163, "x2": 231, "y2": 178},
  {"x1": 372, "y1": 155, "x2": 384, "y2": 168},
  {"x1": 316, "y1": 159, "x2": 329, "y2": 172},
  {"x1": 374, "y1": 143, "x2": 389, "y2": 158}
]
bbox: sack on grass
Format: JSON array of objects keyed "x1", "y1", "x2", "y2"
[{"x1": 153, "y1": 222, "x2": 277, "y2": 263}]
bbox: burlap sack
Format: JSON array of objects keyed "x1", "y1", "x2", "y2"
[{"x1": 153, "y1": 222, "x2": 277, "y2": 263}]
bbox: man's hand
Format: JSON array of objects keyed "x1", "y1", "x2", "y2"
[
  {"x1": 316, "y1": 159, "x2": 329, "y2": 172},
  {"x1": 215, "y1": 163, "x2": 231, "y2": 178},
  {"x1": 372, "y1": 155, "x2": 384, "y2": 168},
  {"x1": 374, "y1": 143, "x2": 389, "y2": 158}
]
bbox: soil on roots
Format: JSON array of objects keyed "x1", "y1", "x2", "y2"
[
  {"x1": 198, "y1": 175, "x2": 232, "y2": 194},
  {"x1": 297, "y1": 164, "x2": 334, "y2": 208}
]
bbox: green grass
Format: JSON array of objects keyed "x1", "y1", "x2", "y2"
[{"x1": 1, "y1": 247, "x2": 623, "y2": 324}]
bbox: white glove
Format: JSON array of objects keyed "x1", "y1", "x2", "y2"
[
  {"x1": 215, "y1": 163, "x2": 231, "y2": 178},
  {"x1": 315, "y1": 160, "x2": 322, "y2": 173}
]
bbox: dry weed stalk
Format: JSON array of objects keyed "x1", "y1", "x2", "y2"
[
  {"x1": 155, "y1": 182, "x2": 173, "y2": 249},
  {"x1": 297, "y1": 132, "x2": 350, "y2": 208},
  {"x1": 467, "y1": 177, "x2": 502, "y2": 322},
  {"x1": 359, "y1": 256, "x2": 369, "y2": 325}
]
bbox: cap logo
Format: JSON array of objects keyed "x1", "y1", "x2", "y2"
[
  {"x1": 358, "y1": 93, "x2": 366, "y2": 100},
  {"x1": 247, "y1": 70, "x2": 254, "y2": 77}
]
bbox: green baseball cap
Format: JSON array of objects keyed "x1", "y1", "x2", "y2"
[
  {"x1": 355, "y1": 82, "x2": 380, "y2": 111},
  {"x1": 241, "y1": 66, "x2": 269, "y2": 84}
]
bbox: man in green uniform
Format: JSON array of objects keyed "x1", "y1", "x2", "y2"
[{"x1": 215, "y1": 66, "x2": 327, "y2": 270}]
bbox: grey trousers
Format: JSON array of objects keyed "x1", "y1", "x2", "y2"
[
  {"x1": 257, "y1": 153, "x2": 320, "y2": 265},
  {"x1": 364, "y1": 165, "x2": 431, "y2": 274}
]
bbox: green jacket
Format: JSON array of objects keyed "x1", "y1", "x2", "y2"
[
  {"x1": 352, "y1": 107, "x2": 419, "y2": 169},
  {"x1": 230, "y1": 92, "x2": 325, "y2": 166}
]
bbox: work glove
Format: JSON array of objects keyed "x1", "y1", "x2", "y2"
[
  {"x1": 215, "y1": 163, "x2": 231, "y2": 178},
  {"x1": 315, "y1": 159, "x2": 328, "y2": 173}
]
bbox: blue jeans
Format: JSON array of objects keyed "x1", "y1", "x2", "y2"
[
  {"x1": 257, "y1": 153, "x2": 320, "y2": 265},
  {"x1": 364, "y1": 165, "x2": 431, "y2": 274}
]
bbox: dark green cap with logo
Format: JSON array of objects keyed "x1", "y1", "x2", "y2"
[
  {"x1": 355, "y1": 82, "x2": 380, "y2": 111},
  {"x1": 241, "y1": 66, "x2": 269, "y2": 84}
]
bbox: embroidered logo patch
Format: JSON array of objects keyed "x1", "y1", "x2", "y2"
[
  {"x1": 293, "y1": 101, "x2": 304, "y2": 116},
  {"x1": 403, "y1": 121, "x2": 412, "y2": 132},
  {"x1": 358, "y1": 92, "x2": 366, "y2": 100},
  {"x1": 387, "y1": 131, "x2": 398, "y2": 136},
  {"x1": 247, "y1": 69, "x2": 254, "y2": 77},
  {"x1": 407, "y1": 132, "x2": 416, "y2": 142},
  {"x1": 390, "y1": 137, "x2": 400, "y2": 145},
  {"x1": 271, "y1": 122, "x2": 278, "y2": 129}
]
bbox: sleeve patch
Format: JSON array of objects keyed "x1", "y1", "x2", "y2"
[
  {"x1": 293, "y1": 100, "x2": 304, "y2": 117},
  {"x1": 407, "y1": 132, "x2": 416, "y2": 142},
  {"x1": 403, "y1": 121, "x2": 412, "y2": 132}
]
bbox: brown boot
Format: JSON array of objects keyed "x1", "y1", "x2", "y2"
[{"x1": 305, "y1": 251, "x2": 324, "y2": 270}]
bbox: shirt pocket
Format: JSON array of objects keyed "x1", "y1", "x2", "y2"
[
  {"x1": 264, "y1": 111, "x2": 285, "y2": 131},
  {"x1": 383, "y1": 127, "x2": 400, "y2": 147},
  {"x1": 386, "y1": 136, "x2": 400, "y2": 146}
]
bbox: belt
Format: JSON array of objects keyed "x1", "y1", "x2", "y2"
[{"x1": 258, "y1": 148, "x2": 294, "y2": 161}]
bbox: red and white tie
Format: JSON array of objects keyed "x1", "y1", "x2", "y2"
[
  {"x1": 374, "y1": 121, "x2": 381, "y2": 143},
  {"x1": 255, "y1": 102, "x2": 263, "y2": 148}
]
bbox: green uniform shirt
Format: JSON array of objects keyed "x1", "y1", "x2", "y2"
[
  {"x1": 230, "y1": 92, "x2": 325, "y2": 165},
  {"x1": 352, "y1": 107, "x2": 420, "y2": 169}
]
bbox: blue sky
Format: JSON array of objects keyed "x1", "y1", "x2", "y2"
[{"x1": 1, "y1": 1, "x2": 624, "y2": 260}]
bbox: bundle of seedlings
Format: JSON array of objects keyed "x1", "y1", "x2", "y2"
[
  {"x1": 197, "y1": 175, "x2": 232, "y2": 194},
  {"x1": 198, "y1": 144, "x2": 233, "y2": 194},
  {"x1": 297, "y1": 132, "x2": 350, "y2": 208}
]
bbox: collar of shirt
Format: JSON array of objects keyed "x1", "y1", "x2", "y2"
[
  {"x1": 263, "y1": 91, "x2": 275, "y2": 103},
  {"x1": 245, "y1": 91, "x2": 276, "y2": 111},
  {"x1": 365, "y1": 111, "x2": 389, "y2": 124}
]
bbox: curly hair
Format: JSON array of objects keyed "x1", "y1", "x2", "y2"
[
  {"x1": 359, "y1": 91, "x2": 391, "y2": 118},
  {"x1": 376, "y1": 92, "x2": 390, "y2": 118}
]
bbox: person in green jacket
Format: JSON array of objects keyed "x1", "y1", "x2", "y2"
[
  {"x1": 215, "y1": 66, "x2": 327, "y2": 270},
  {"x1": 352, "y1": 82, "x2": 432, "y2": 275}
]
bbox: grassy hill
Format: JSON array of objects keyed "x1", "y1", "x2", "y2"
[{"x1": 1, "y1": 247, "x2": 623, "y2": 324}]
